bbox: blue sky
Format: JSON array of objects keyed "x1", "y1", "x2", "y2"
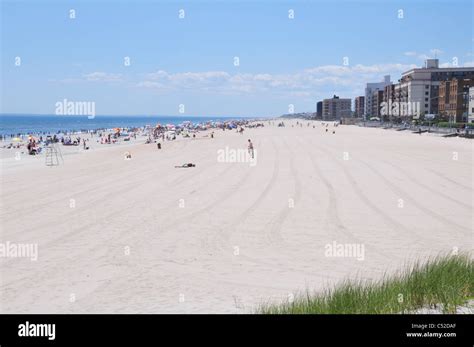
[{"x1": 1, "y1": 0, "x2": 472, "y2": 116}]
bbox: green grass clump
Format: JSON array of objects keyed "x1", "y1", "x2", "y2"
[{"x1": 258, "y1": 254, "x2": 473, "y2": 314}]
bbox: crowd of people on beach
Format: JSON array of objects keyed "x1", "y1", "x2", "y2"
[{"x1": 1, "y1": 118, "x2": 342, "y2": 160}]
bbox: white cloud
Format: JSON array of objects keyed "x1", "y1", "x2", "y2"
[
  {"x1": 51, "y1": 61, "x2": 428, "y2": 101},
  {"x1": 50, "y1": 71, "x2": 124, "y2": 85},
  {"x1": 136, "y1": 63, "x2": 419, "y2": 99},
  {"x1": 48, "y1": 77, "x2": 82, "y2": 84},
  {"x1": 136, "y1": 81, "x2": 167, "y2": 89},
  {"x1": 83, "y1": 72, "x2": 123, "y2": 82}
]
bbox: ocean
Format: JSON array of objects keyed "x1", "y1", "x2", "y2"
[{"x1": 0, "y1": 114, "x2": 247, "y2": 136}]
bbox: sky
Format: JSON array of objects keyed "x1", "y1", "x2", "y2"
[{"x1": 1, "y1": 0, "x2": 473, "y2": 117}]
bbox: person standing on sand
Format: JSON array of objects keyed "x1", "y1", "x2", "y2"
[{"x1": 248, "y1": 139, "x2": 254, "y2": 159}]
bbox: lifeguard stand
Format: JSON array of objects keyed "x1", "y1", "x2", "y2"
[{"x1": 45, "y1": 138, "x2": 63, "y2": 166}]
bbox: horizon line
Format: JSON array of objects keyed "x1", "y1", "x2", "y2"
[{"x1": 0, "y1": 113, "x2": 272, "y2": 119}]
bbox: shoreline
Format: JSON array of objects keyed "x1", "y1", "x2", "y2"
[
  {"x1": 0, "y1": 117, "x2": 259, "y2": 161},
  {"x1": 0, "y1": 114, "x2": 266, "y2": 138}
]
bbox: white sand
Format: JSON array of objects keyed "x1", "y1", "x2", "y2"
[{"x1": 0, "y1": 121, "x2": 472, "y2": 313}]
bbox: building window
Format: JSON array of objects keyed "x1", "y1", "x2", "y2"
[
  {"x1": 425, "y1": 98, "x2": 428, "y2": 101},
  {"x1": 425, "y1": 92, "x2": 429, "y2": 95},
  {"x1": 425, "y1": 104, "x2": 429, "y2": 108}
]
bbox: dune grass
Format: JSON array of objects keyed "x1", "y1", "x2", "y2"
[{"x1": 258, "y1": 254, "x2": 473, "y2": 314}]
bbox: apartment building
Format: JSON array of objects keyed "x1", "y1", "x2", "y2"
[
  {"x1": 354, "y1": 96, "x2": 365, "y2": 118},
  {"x1": 396, "y1": 59, "x2": 474, "y2": 118},
  {"x1": 322, "y1": 95, "x2": 351, "y2": 120},
  {"x1": 438, "y1": 78, "x2": 474, "y2": 122},
  {"x1": 365, "y1": 75, "x2": 391, "y2": 119}
]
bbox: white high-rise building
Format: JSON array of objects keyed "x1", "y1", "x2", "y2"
[
  {"x1": 365, "y1": 75, "x2": 391, "y2": 119},
  {"x1": 397, "y1": 59, "x2": 474, "y2": 118},
  {"x1": 469, "y1": 87, "x2": 474, "y2": 123}
]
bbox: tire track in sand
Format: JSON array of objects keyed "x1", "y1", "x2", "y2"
[
  {"x1": 317, "y1": 141, "x2": 463, "y2": 242},
  {"x1": 355, "y1": 156, "x2": 471, "y2": 238},
  {"x1": 426, "y1": 169, "x2": 472, "y2": 191},
  {"x1": 211, "y1": 137, "x2": 281, "y2": 254},
  {"x1": 262, "y1": 135, "x2": 301, "y2": 244},
  {"x1": 379, "y1": 159, "x2": 472, "y2": 211},
  {"x1": 0, "y1": 143, "x2": 249, "y2": 291},
  {"x1": 298, "y1": 137, "x2": 397, "y2": 260},
  {"x1": 1, "y1": 146, "x2": 232, "y2": 241}
]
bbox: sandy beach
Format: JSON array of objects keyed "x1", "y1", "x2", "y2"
[{"x1": 0, "y1": 120, "x2": 472, "y2": 313}]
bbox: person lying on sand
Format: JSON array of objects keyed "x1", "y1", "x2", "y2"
[{"x1": 175, "y1": 163, "x2": 196, "y2": 168}]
